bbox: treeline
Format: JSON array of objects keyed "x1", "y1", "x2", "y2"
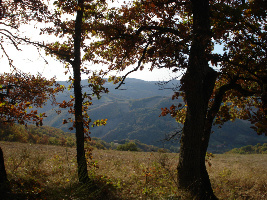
[
  {"x1": 0, "y1": 124, "x2": 163, "y2": 152},
  {"x1": 226, "y1": 143, "x2": 267, "y2": 154},
  {"x1": 84, "y1": 138, "x2": 164, "y2": 152},
  {"x1": 112, "y1": 139, "x2": 165, "y2": 152},
  {"x1": 0, "y1": 124, "x2": 76, "y2": 147}
]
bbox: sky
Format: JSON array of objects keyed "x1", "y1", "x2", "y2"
[
  {"x1": 0, "y1": 24, "x2": 187, "y2": 82},
  {"x1": 1, "y1": 0, "x2": 173, "y2": 82},
  {"x1": 0, "y1": 43, "x2": 179, "y2": 82},
  {"x1": 0, "y1": 36, "x2": 224, "y2": 82},
  {"x1": 0, "y1": 0, "x2": 224, "y2": 82},
  {"x1": 0, "y1": 19, "x2": 182, "y2": 82}
]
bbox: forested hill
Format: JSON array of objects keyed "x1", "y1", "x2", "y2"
[{"x1": 41, "y1": 78, "x2": 266, "y2": 153}]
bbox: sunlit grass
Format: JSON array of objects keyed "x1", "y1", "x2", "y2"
[
  {"x1": 208, "y1": 154, "x2": 267, "y2": 199},
  {"x1": 1, "y1": 141, "x2": 266, "y2": 199}
]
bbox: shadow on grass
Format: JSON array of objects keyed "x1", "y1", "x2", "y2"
[{"x1": 1, "y1": 177, "x2": 122, "y2": 200}]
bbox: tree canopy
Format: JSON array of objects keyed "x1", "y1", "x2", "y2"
[
  {"x1": 0, "y1": 1, "x2": 63, "y2": 192},
  {"x1": 35, "y1": 0, "x2": 109, "y2": 183},
  {"x1": 0, "y1": 0, "x2": 266, "y2": 199},
  {"x1": 0, "y1": 72, "x2": 63, "y2": 126},
  {"x1": 87, "y1": 0, "x2": 266, "y2": 135},
  {"x1": 84, "y1": 0, "x2": 266, "y2": 198}
]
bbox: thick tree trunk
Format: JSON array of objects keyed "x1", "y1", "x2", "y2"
[
  {"x1": 73, "y1": 0, "x2": 89, "y2": 183},
  {"x1": 0, "y1": 147, "x2": 9, "y2": 197},
  {"x1": 0, "y1": 147, "x2": 7, "y2": 184},
  {"x1": 262, "y1": 77, "x2": 267, "y2": 117},
  {"x1": 177, "y1": 0, "x2": 218, "y2": 199}
]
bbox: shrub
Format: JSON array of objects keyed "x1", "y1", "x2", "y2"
[
  {"x1": 226, "y1": 143, "x2": 267, "y2": 154},
  {"x1": 117, "y1": 142, "x2": 138, "y2": 151}
]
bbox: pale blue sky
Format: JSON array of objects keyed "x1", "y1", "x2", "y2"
[{"x1": 0, "y1": 42, "x2": 224, "y2": 82}]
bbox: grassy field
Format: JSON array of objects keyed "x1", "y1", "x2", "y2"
[{"x1": 0, "y1": 141, "x2": 266, "y2": 199}]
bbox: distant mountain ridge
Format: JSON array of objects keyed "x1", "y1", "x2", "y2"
[{"x1": 41, "y1": 78, "x2": 266, "y2": 153}]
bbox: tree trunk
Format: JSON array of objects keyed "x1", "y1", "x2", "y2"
[
  {"x1": 73, "y1": 0, "x2": 89, "y2": 183},
  {"x1": 262, "y1": 77, "x2": 267, "y2": 116},
  {"x1": 0, "y1": 147, "x2": 7, "y2": 183},
  {"x1": 177, "y1": 0, "x2": 218, "y2": 199},
  {"x1": 0, "y1": 147, "x2": 9, "y2": 197}
]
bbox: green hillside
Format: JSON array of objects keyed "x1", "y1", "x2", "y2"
[
  {"x1": 0, "y1": 124, "x2": 162, "y2": 152},
  {"x1": 39, "y1": 78, "x2": 266, "y2": 153},
  {"x1": 0, "y1": 124, "x2": 75, "y2": 147}
]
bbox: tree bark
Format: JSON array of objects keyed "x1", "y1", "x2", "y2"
[
  {"x1": 0, "y1": 147, "x2": 7, "y2": 184},
  {"x1": 73, "y1": 0, "x2": 89, "y2": 183},
  {"x1": 262, "y1": 76, "x2": 267, "y2": 116},
  {"x1": 177, "y1": 0, "x2": 218, "y2": 199},
  {"x1": 0, "y1": 147, "x2": 9, "y2": 197}
]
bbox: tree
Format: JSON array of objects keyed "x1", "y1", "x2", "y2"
[
  {"x1": 117, "y1": 141, "x2": 138, "y2": 151},
  {"x1": 0, "y1": 72, "x2": 62, "y2": 197},
  {"x1": 88, "y1": 0, "x2": 266, "y2": 198},
  {"x1": 210, "y1": 0, "x2": 267, "y2": 135},
  {"x1": 0, "y1": 0, "x2": 52, "y2": 68},
  {"x1": 1, "y1": 0, "x2": 108, "y2": 184},
  {"x1": 39, "y1": 0, "x2": 108, "y2": 183},
  {"x1": 0, "y1": 73, "x2": 62, "y2": 125},
  {"x1": 0, "y1": 146, "x2": 8, "y2": 199},
  {"x1": 0, "y1": 1, "x2": 62, "y2": 196},
  {"x1": 0, "y1": 0, "x2": 63, "y2": 126}
]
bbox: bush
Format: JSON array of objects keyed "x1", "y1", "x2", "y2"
[
  {"x1": 226, "y1": 143, "x2": 267, "y2": 154},
  {"x1": 117, "y1": 142, "x2": 138, "y2": 151}
]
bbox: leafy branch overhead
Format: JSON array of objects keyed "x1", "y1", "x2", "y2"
[
  {"x1": 88, "y1": 0, "x2": 266, "y2": 135},
  {"x1": 84, "y1": 1, "x2": 266, "y2": 198},
  {"x1": 0, "y1": 0, "x2": 266, "y2": 198},
  {"x1": 211, "y1": 0, "x2": 267, "y2": 135}
]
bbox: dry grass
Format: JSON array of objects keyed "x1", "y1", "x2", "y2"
[
  {"x1": 1, "y1": 141, "x2": 266, "y2": 199},
  {"x1": 208, "y1": 154, "x2": 267, "y2": 200},
  {"x1": 1, "y1": 141, "x2": 79, "y2": 199},
  {"x1": 91, "y1": 149, "x2": 179, "y2": 199}
]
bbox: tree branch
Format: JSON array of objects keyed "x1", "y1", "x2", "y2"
[
  {"x1": 10, "y1": 35, "x2": 74, "y2": 65},
  {"x1": 115, "y1": 40, "x2": 152, "y2": 89},
  {"x1": 206, "y1": 80, "x2": 257, "y2": 125},
  {"x1": 0, "y1": 43, "x2": 16, "y2": 69},
  {"x1": 136, "y1": 25, "x2": 181, "y2": 37}
]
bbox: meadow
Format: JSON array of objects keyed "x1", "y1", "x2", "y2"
[{"x1": 0, "y1": 141, "x2": 266, "y2": 199}]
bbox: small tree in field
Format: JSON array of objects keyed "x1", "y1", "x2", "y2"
[
  {"x1": 117, "y1": 142, "x2": 138, "y2": 151},
  {"x1": 38, "y1": 0, "x2": 108, "y2": 183},
  {"x1": 2, "y1": 0, "x2": 109, "y2": 184}
]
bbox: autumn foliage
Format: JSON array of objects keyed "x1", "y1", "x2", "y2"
[
  {"x1": 0, "y1": 72, "x2": 63, "y2": 126},
  {"x1": 0, "y1": 0, "x2": 266, "y2": 199}
]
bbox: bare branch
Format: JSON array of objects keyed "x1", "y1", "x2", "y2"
[
  {"x1": 0, "y1": 43, "x2": 16, "y2": 70},
  {"x1": 115, "y1": 40, "x2": 152, "y2": 89},
  {"x1": 0, "y1": 30, "x2": 21, "y2": 50},
  {"x1": 9, "y1": 35, "x2": 74, "y2": 65}
]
